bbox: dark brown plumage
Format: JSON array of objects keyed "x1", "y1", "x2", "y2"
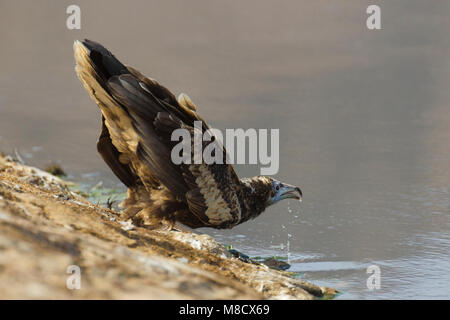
[{"x1": 74, "y1": 39, "x2": 302, "y2": 229}]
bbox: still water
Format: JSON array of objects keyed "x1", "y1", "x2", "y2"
[{"x1": 0, "y1": 1, "x2": 449, "y2": 299}]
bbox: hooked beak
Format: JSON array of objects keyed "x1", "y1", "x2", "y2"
[{"x1": 279, "y1": 183, "x2": 303, "y2": 202}]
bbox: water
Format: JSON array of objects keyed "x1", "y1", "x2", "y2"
[{"x1": 0, "y1": 0, "x2": 449, "y2": 299}]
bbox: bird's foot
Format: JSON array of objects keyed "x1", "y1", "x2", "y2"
[
  {"x1": 171, "y1": 223, "x2": 191, "y2": 233},
  {"x1": 121, "y1": 206, "x2": 141, "y2": 221},
  {"x1": 121, "y1": 207, "x2": 184, "y2": 232},
  {"x1": 157, "y1": 218, "x2": 181, "y2": 232},
  {"x1": 128, "y1": 211, "x2": 176, "y2": 232}
]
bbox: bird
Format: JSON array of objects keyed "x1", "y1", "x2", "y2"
[{"x1": 73, "y1": 39, "x2": 302, "y2": 230}]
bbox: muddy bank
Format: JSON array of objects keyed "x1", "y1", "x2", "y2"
[{"x1": 0, "y1": 154, "x2": 337, "y2": 299}]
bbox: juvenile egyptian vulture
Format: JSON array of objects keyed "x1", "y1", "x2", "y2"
[{"x1": 74, "y1": 39, "x2": 302, "y2": 229}]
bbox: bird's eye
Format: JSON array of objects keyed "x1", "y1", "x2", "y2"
[{"x1": 276, "y1": 185, "x2": 280, "y2": 191}]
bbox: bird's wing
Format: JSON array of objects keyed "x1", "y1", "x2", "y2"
[
  {"x1": 106, "y1": 73, "x2": 243, "y2": 227},
  {"x1": 75, "y1": 39, "x2": 160, "y2": 191},
  {"x1": 75, "y1": 39, "x2": 243, "y2": 227},
  {"x1": 97, "y1": 116, "x2": 139, "y2": 188}
]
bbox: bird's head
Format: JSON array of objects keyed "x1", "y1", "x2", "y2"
[
  {"x1": 240, "y1": 176, "x2": 302, "y2": 213},
  {"x1": 265, "y1": 178, "x2": 303, "y2": 206}
]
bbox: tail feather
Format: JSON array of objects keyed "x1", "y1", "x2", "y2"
[
  {"x1": 78, "y1": 39, "x2": 129, "y2": 80},
  {"x1": 74, "y1": 39, "x2": 140, "y2": 156}
]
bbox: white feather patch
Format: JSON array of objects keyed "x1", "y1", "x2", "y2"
[{"x1": 190, "y1": 165, "x2": 234, "y2": 225}]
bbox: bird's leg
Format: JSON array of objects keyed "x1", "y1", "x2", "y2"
[
  {"x1": 159, "y1": 218, "x2": 176, "y2": 232},
  {"x1": 120, "y1": 189, "x2": 184, "y2": 231},
  {"x1": 121, "y1": 206, "x2": 141, "y2": 221},
  {"x1": 119, "y1": 186, "x2": 153, "y2": 223},
  {"x1": 156, "y1": 210, "x2": 179, "y2": 231},
  {"x1": 171, "y1": 222, "x2": 192, "y2": 233},
  {"x1": 133, "y1": 207, "x2": 183, "y2": 232},
  {"x1": 119, "y1": 188, "x2": 140, "y2": 209},
  {"x1": 126, "y1": 207, "x2": 172, "y2": 230}
]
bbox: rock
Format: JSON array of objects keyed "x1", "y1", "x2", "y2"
[
  {"x1": 263, "y1": 258, "x2": 291, "y2": 271},
  {"x1": 0, "y1": 154, "x2": 338, "y2": 299}
]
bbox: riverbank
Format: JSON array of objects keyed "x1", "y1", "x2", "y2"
[{"x1": 0, "y1": 154, "x2": 337, "y2": 299}]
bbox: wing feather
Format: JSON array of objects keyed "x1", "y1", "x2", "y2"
[
  {"x1": 97, "y1": 116, "x2": 139, "y2": 188},
  {"x1": 76, "y1": 39, "x2": 244, "y2": 227}
]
